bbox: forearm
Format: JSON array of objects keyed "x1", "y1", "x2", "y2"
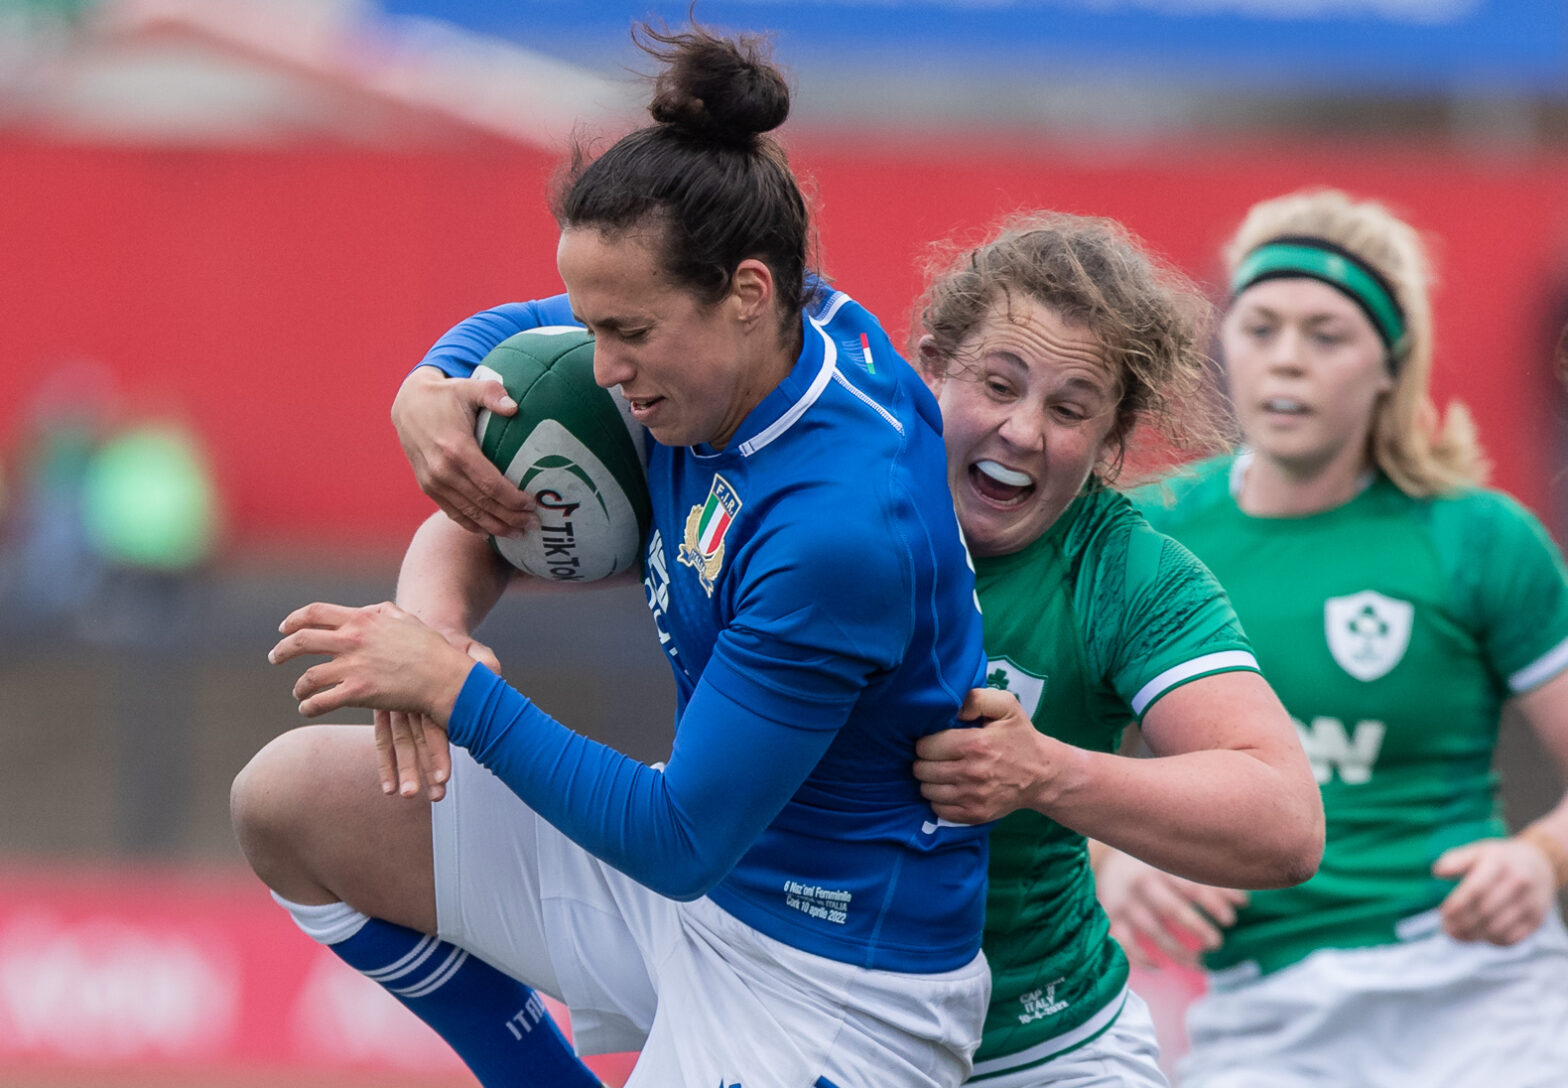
[
  {"x1": 415, "y1": 300, "x2": 570, "y2": 378},
  {"x1": 395, "y1": 512, "x2": 514, "y2": 637},
  {"x1": 1517, "y1": 793, "x2": 1568, "y2": 891},
  {"x1": 1039, "y1": 744, "x2": 1321, "y2": 889},
  {"x1": 1510, "y1": 672, "x2": 1568, "y2": 891},
  {"x1": 449, "y1": 665, "x2": 833, "y2": 900}
]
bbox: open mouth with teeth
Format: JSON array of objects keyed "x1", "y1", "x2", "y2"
[
  {"x1": 969, "y1": 459, "x2": 1035, "y2": 505},
  {"x1": 1261, "y1": 397, "x2": 1309, "y2": 416}
]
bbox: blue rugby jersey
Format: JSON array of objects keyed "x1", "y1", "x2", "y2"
[{"x1": 419, "y1": 288, "x2": 989, "y2": 972}]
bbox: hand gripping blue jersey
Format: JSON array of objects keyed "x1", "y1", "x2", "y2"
[{"x1": 421, "y1": 287, "x2": 989, "y2": 972}]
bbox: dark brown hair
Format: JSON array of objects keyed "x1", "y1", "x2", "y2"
[{"x1": 552, "y1": 24, "x2": 809, "y2": 333}]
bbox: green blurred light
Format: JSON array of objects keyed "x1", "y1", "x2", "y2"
[{"x1": 81, "y1": 423, "x2": 219, "y2": 571}]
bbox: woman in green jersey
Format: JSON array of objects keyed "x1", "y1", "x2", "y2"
[
  {"x1": 1100, "y1": 188, "x2": 1568, "y2": 1087},
  {"x1": 907, "y1": 213, "x2": 1323, "y2": 1088}
]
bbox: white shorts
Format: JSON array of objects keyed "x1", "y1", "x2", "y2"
[
  {"x1": 431, "y1": 746, "x2": 991, "y2": 1088},
  {"x1": 965, "y1": 988, "x2": 1168, "y2": 1088},
  {"x1": 1179, "y1": 908, "x2": 1568, "y2": 1088}
]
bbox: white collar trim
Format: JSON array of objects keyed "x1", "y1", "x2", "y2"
[{"x1": 736, "y1": 317, "x2": 838, "y2": 457}]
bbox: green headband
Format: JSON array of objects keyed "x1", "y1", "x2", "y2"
[{"x1": 1231, "y1": 238, "x2": 1408, "y2": 361}]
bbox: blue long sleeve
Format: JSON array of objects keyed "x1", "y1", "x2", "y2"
[
  {"x1": 446, "y1": 663, "x2": 841, "y2": 901},
  {"x1": 415, "y1": 296, "x2": 577, "y2": 378}
]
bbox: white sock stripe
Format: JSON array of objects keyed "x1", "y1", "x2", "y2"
[
  {"x1": 363, "y1": 933, "x2": 441, "y2": 983},
  {"x1": 392, "y1": 946, "x2": 470, "y2": 999}
]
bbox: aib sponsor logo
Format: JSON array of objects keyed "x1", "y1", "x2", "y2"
[{"x1": 1295, "y1": 716, "x2": 1386, "y2": 785}]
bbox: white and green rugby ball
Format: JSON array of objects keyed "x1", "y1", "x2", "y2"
[{"x1": 473, "y1": 326, "x2": 651, "y2": 581}]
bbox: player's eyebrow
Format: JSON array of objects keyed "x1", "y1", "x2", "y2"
[
  {"x1": 988, "y1": 348, "x2": 1108, "y2": 386},
  {"x1": 574, "y1": 313, "x2": 648, "y2": 333},
  {"x1": 1235, "y1": 302, "x2": 1355, "y2": 328},
  {"x1": 1060, "y1": 374, "x2": 1112, "y2": 397}
]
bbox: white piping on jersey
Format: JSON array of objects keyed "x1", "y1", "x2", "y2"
[
  {"x1": 1228, "y1": 448, "x2": 1248, "y2": 497},
  {"x1": 920, "y1": 815, "x2": 969, "y2": 835},
  {"x1": 813, "y1": 288, "x2": 850, "y2": 324},
  {"x1": 737, "y1": 319, "x2": 838, "y2": 457},
  {"x1": 1509, "y1": 632, "x2": 1568, "y2": 693},
  {"x1": 968, "y1": 985, "x2": 1129, "y2": 1077},
  {"x1": 833, "y1": 370, "x2": 904, "y2": 435},
  {"x1": 1130, "y1": 650, "x2": 1259, "y2": 717},
  {"x1": 1229, "y1": 448, "x2": 1373, "y2": 501}
]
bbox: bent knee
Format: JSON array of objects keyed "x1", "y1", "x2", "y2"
[
  {"x1": 230, "y1": 726, "x2": 363, "y2": 890},
  {"x1": 230, "y1": 724, "x2": 434, "y2": 915}
]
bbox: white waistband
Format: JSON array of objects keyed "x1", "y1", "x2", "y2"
[
  {"x1": 1208, "y1": 906, "x2": 1455, "y2": 991},
  {"x1": 968, "y1": 985, "x2": 1129, "y2": 1078}
]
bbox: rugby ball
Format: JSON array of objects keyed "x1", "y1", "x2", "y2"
[{"x1": 473, "y1": 326, "x2": 651, "y2": 581}]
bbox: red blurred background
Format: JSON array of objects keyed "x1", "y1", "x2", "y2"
[{"x1": 5, "y1": 133, "x2": 1565, "y2": 559}]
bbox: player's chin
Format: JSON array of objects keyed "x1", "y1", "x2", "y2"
[
  {"x1": 646, "y1": 419, "x2": 703, "y2": 448},
  {"x1": 955, "y1": 506, "x2": 1032, "y2": 557}
]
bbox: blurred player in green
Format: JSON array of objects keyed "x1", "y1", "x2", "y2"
[
  {"x1": 1099, "y1": 189, "x2": 1568, "y2": 1086},
  {"x1": 907, "y1": 213, "x2": 1323, "y2": 1087}
]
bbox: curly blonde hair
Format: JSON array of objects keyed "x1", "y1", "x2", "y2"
[
  {"x1": 1224, "y1": 189, "x2": 1486, "y2": 496},
  {"x1": 914, "y1": 212, "x2": 1226, "y2": 480}
]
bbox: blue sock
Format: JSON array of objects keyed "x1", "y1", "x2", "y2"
[{"x1": 274, "y1": 893, "x2": 600, "y2": 1087}]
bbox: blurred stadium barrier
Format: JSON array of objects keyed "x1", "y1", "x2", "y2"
[{"x1": 0, "y1": 862, "x2": 636, "y2": 1085}]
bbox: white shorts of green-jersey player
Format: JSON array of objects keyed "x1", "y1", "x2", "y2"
[
  {"x1": 1181, "y1": 908, "x2": 1568, "y2": 1088},
  {"x1": 1102, "y1": 190, "x2": 1568, "y2": 1085}
]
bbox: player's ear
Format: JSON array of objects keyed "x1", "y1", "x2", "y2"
[
  {"x1": 916, "y1": 335, "x2": 948, "y2": 395},
  {"x1": 730, "y1": 259, "x2": 774, "y2": 326}
]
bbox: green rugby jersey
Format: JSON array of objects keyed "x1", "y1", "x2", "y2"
[
  {"x1": 1136, "y1": 453, "x2": 1568, "y2": 978},
  {"x1": 972, "y1": 482, "x2": 1258, "y2": 1074}
]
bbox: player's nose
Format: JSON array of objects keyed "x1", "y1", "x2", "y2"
[
  {"x1": 997, "y1": 402, "x2": 1048, "y2": 452},
  {"x1": 592, "y1": 342, "x2": 636, "y2": 389}
]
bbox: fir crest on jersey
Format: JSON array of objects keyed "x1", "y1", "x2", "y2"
[{"x1": 678, "y1": 473, "x2": 742, "y2": 596}]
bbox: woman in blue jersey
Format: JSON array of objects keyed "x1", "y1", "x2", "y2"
[
  {"x1": 1098, "y1": 189, "x2": 1568, "y2": 1087},
  {"x1": 235, "y1": 26, "x2": 991, "y2": 1088}
]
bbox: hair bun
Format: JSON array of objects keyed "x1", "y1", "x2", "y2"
[{"x1": 642, "y1": 26, "x2": 790, "y2": 145}]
